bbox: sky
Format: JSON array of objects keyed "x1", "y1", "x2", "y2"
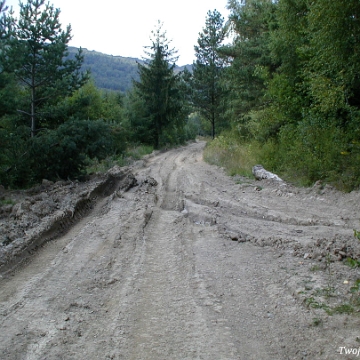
[{"x1": 5, "y1": 0, "x2": 231, "y2": 65}]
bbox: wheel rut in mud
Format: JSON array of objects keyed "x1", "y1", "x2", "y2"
[{"x1": 1, "y1": 141, "x2": 360, "y2": 359}]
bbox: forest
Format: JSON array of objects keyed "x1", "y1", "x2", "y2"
[
  {"x1": 69, "y1": 47, "x2": 142, "y2": 92},
  {"x1": 0, "y1": 0, "x2": 359, "y2": 191}
]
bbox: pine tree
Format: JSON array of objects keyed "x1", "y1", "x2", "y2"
[
  {"x1": 134, "y1": 21, "x2": 184, "y2": 149},
  {"x1": 223, "y1": 0, "x2": 277, "y2": 138},
  {"x1": 0, "y1": 0, "x2": 89, "y2": 137},
  {"x1": 192, "y1": 9, "x2": 227, "y2": 139}
]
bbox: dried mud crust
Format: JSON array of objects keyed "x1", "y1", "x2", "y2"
[
  {"x1": 0, "y1": 141, "x2": 360, "y2": 360},
  {"x1": 0, "y1": 167, "x2": 137, "y2": 273}
]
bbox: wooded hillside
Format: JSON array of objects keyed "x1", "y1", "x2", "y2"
[{"x1": 68, "y1": 47, "x2": 192, "y2": 92}]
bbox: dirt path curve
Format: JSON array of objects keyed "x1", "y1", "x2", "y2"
[{"x1": 1, "y1": 141, "x2": 359, "y2": 359}]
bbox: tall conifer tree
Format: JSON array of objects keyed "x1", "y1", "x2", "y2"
[
  {"x1": 134, "y1": 21, "x2": 183, "y2": 149},
  {"x1": 192, "y1": 9, "x2": 227, "y2": 139},
  {"x1": 0, "y1": 0, "x2": 89, "y2": 137}
]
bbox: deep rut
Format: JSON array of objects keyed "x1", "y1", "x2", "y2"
[{"x1": 0, "y1": 141, "x2": 359, "y2": 360}]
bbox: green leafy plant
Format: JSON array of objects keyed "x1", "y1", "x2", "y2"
[
  {"x1": 350, "y1": 279, "x2": 360, "y2": 307},
  {"x1": 332, "y1": 304, "x2": 354, "y2": 315},
  {"x1": 304, "y1": 297, "x2": 332, "y2": 314},
  {"x1": 354, "y1": 229, "x2": 360, "y2": 241},
  {"x1": 312, "y1": 317, "x2": 322, "y2": 326},
  {"x1": 344, "y1": 257, "x2": 360, "y2": 268},
  {"x1": 0, "y1": 198, "x2": 15, "y2": 206}
]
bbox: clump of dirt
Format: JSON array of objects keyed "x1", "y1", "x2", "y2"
[{"x1": 0, "y1": 167, "x2": 137, "y2": 272}]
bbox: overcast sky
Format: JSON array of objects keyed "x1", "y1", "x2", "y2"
[{"x1": 5, "y1": 0, "x2": 231, "y2": 65}]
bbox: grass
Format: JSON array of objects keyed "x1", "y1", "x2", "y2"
[
  {"x1": 303, "y1": 277, "x2": 360, "y2": 317},
  {"x1": 344, "y1": 257, "x2": 360, "y2": 268},
  {"x1": 312, "y1": 317, "x2": 323, "y2": 326},
  {"x1": 332, "y1": 303, "x2": 354, "y2": 314},
  {"x1": 203, "y1": 127, "x2": 360, "y2": 191},
  {"x1": 203, "y1": 134, "x2": 260, "y2": 178},
  {"x1": 310, "y1": 265, "x2": 321, "y2": 272},
  {"x1": 0, "y1": 198, "x2": 16, "y2": 206},
  {"x1": 304, "y1": 297, "x2": 332, "y2": 314},
  {"x1": 87, "y1": 144, "x2": 154, "y2": 174}
]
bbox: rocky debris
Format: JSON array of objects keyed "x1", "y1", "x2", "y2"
[
  {"x1": 42, "y1": 179, "x2": 54, "y2": 187},
  {"x1": 252, "y1": 164, "x2": 283, "y2": 182},
  {"x1": 222, "y1": 225, "x2": 360, "y2": 264},
  {"x1": 143, "y1": 176, "x2": 158, "y2": 187},
  {"x1": 121, "y1": 173, "x2": 138, "y2": 192}
]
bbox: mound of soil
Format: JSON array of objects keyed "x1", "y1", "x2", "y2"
[{"x1": 0, "y1": 167, "x2": 137, "y2": 272}]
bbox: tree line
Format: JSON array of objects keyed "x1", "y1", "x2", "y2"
[
  {"x1": 214, "y1": 0, "x2": 360, "y2": 190},
  {"x1": 0, "y1": 0, "x2": 197, "y2": 188},
  {"x1": 1, "y1": 0, "x2": 359, "y2": 190}
]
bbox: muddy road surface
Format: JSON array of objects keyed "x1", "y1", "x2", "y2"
[{"x1": 1, "y1": 141, "x2": 360, "y2": 359}]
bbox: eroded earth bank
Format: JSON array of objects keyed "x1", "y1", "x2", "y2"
[{"x1": 1, "y1": 141, "x2": 360, "y2": 359}]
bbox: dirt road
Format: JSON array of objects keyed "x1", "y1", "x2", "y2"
[{"x1": 1, "y1": 141, "x2": 359, "y2": 359}]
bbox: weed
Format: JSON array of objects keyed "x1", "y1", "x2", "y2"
[
  {"x1": 87, "y1": 145, "x2": 154, "y2": 174},
  {"x1": 324, "y1": 252, "x2": 336, "y2": 294},
  {"x1": 203, "y1": 134, "x2": 260, "y2": 178},
  {"x1": 313, "y1": 286, "x2": 335, "y2": 298},
  {"x1": 344, "y1": 257, "x2": 360, "y2": 268},
  {"x1": 332, "y1": 304, "x2": 354, "y2": 314},
  {"x1": 350, "y1": 279, "x2": 360, "y2": 307},
  {"x1": 354, "y1": 229, "x2": 360, "y2": 241},
  {"x1": 312, "y1": 317, "x2": 323, "y2": 326},
  {"x1": 304, "y1": 297, "x2": 331, "y2": 314},
  {"x1": 0, "y1": 198, "x2": 15, "y2": 206},
  {"x1": 310, "y1": 265, "x2": 321, "y2": 272}
]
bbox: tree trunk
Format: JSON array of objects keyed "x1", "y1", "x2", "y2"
[
  {"x1": 31, "y1": 63, "x2": 36, "y2": 137},
  {"x1": 31, "y1": 90, "x2": 35, "y2": 137},
  {"x1": 212, "y1": 113, "x2": 215, "y2": 139}
]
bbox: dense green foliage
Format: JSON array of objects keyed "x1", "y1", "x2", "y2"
[
  {"x1": 0, "y1": 0, "x2": 89, "y2": 137},
  {"x1": 0, "y1": 1, "x2": 122, "y2": 187},
  {"x1": 130, "y1": 22, "x2": 191, "y2": 149},
  {"x1": 1, "y1": 119, "x2": 114, "y2": 187},
  {"x1": 206, "y1": 0, "x2": 360, "y2": 190},
  {"x1": 2, "y1": 0, "x2": 360, "y2": 191},
  {"x1": 192, "y1": 10, "x2": 228, "y2": 138},
  {"x1": 0, "y1": 2, "x2": 194, "y2": 188}
]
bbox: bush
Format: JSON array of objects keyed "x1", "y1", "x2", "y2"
[
  {"x1": 1, "y1": 119, "x2": 118, "y2": 188},
  {"x1": 29, "y1": 119, "x2": 115, "y2": 183},
  {"x1": 258, "y1": 121, "x2": 360, "y2": 190}
]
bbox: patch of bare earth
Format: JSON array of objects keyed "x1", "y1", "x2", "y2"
[{"x1": 0, "y1": 141, "x2": 359, "y2": 359}]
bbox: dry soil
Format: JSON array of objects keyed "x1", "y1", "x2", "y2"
[{"x1": 0, "y1": 141, "x2": 360, "y2": 360}]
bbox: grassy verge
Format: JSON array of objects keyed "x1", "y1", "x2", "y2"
[
  {"x1": 203, "y1": 131, "x2": 360, "y2": 190},
  {"x1": 86, "y1": 144, "x2": 154, "y2": 174},
  {"x1": 203, "y1": 133, "x2": 260, "y2": 178}
]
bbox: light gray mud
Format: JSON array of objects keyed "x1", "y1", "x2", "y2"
[{"x1": 0, "y1": 141, "x2": 359, "y2": 359}]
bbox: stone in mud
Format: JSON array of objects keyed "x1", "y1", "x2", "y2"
[
  {"x1": 229, "y1": 233, "x2": 238, "y2": 241},
  {"x1": 252, "y1": 165, "x2": 283, "y2": 182},
  {"x1": 144, "y1": 176, "x2": 158, "y2": 187}
]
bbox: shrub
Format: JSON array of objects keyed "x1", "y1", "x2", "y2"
[
  {"x1": 1, "y1": 119, "x2": 118, "y2": 187},
  {"x1": 29, "y1": 119, "x2": 114, "y2": 183}
]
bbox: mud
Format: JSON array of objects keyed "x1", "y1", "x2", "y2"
[{"x1": 0, "y1": 141, "x2": 359, "y2": 359}]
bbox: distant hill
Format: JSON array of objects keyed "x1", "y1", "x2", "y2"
[{"x1": 68, "y1": 47, "x2": 192, "y2": 93}]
